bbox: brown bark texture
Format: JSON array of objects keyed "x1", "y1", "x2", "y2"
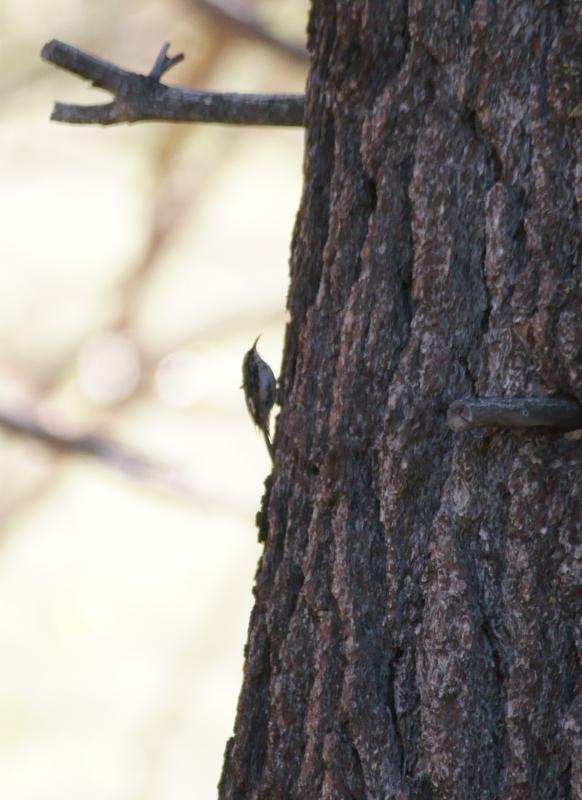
[{"x1": 220, "y1": 2, "x2": 582, "y2": 798}]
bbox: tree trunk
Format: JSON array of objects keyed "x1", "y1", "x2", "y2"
[{"x1": 220, "y1": 2, "x2": 581, "y2": 798}]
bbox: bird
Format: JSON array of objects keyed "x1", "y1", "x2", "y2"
[{"x1": 241, "y1": 336, "x2": 276, "y2": 460}]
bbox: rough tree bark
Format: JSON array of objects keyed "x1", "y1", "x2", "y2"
[{"x1": 219, "y1": 2, "x2": 581, "y2": 799}]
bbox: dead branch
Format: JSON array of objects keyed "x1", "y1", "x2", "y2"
[
  {"x1": 447, "y1": 397, "x2": 582, "y2": 432},
  {"x1": 41, "y1": 40, "x2": 305, "y2": 127}
]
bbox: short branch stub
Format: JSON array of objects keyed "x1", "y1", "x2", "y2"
[{"x1": 447, "y1": 397, "x2": 582, "y2": 433}]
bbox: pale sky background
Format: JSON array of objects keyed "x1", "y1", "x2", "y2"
[{"x1": 0, "y1": 2, "x2": 308, "y2": 797}]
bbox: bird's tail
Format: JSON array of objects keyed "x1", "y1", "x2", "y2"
[{"x1": 262, "y1": 427, "x2": 274, "y2": 462}]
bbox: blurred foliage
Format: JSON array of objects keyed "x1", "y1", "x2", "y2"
[{"x1": 0, "y1": 1, "x2": 308, "y2": 798}]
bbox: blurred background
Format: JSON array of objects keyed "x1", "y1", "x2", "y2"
[{"x1": 0, "y1": 1, "x2": 308, "y2": 797}]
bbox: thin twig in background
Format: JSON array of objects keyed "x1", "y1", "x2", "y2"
[
  {"x1": 193, "y1": 0, "x2": 309, "y2": 65},
  {"x1": 41, "y1": 40, "x2": 305, "y2": 126},
  {"x1": 0, "y1": 408, "x2": 161, "y2": 479},
  {"x1": 0, "y1": 407, "x2": 252, "y2": 516}
]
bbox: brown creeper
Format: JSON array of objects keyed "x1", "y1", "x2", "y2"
[{"x1": 242, "y1": 336, "x2": 276, "y2": 460}]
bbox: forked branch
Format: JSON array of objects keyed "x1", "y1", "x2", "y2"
[{"x1": 41, "y1": 40, "x2": 305, "y2": 127}]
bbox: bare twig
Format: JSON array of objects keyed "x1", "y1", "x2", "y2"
[
  {"x1": 148, "y1": 42, "x2": 185, "y2": 80},
  {"x1": 0, "y1": 407, "x2": 252, "y2": 516},
  {"x1": 41, "y1": 40, "x2": 305, "y2": 126},
  {"x1": 193, "y1": 0, "x2": 309, "y2": 65},
  {"x1": 0, "y1": 408, "x2": 160, "y2": 479},
  {"x1": 447, "y1": 397, "x2": 582, "y2": 433}
]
